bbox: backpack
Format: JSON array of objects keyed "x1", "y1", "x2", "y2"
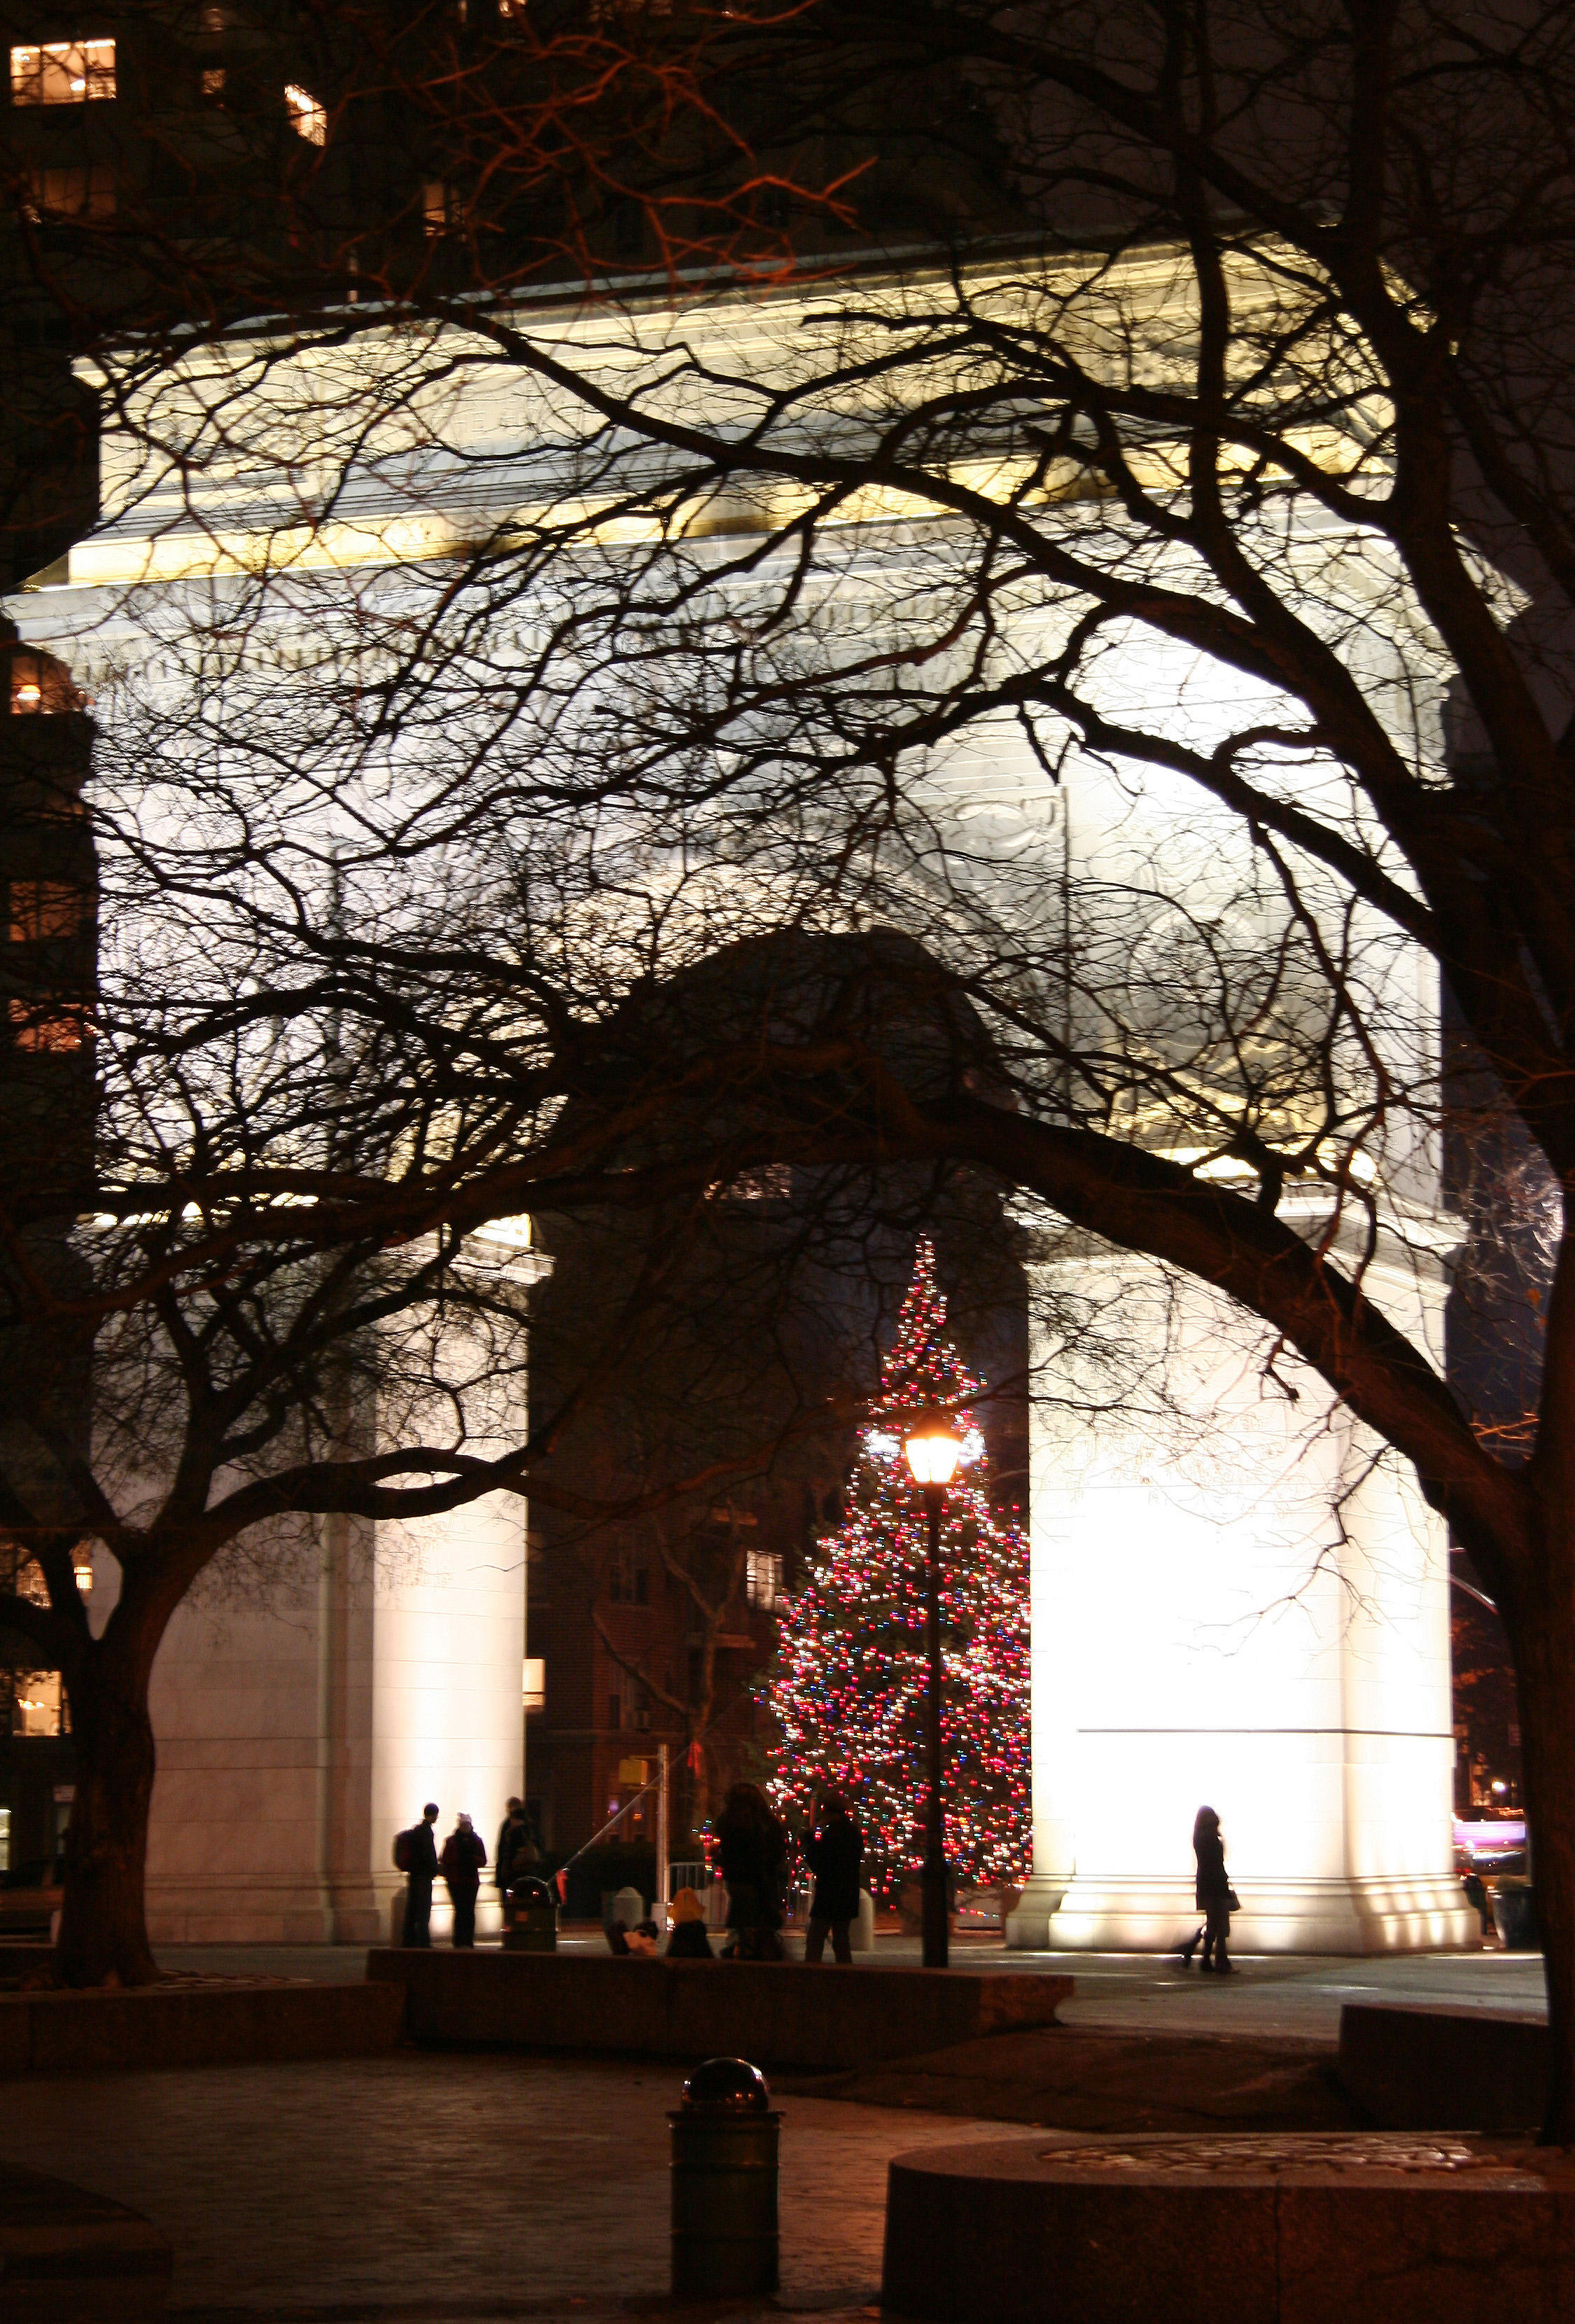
[{"x1": 393, "y1": 1828, "x2": 413, "y2": 1873}]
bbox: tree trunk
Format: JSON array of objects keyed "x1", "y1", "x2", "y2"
[
  {"x1": 54, "y1": 1632, "x2": 160, "y2": 1987},
  {"x1": 685, "y1": 1722, "x2": 713, "y2": 1844},
  {"x1": 1503, "y1": 1503, "x2": 1575, "y2": 2143}
]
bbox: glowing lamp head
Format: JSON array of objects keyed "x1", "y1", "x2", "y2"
[{"x1": 904, "y1": 1410, "x2": 962, "y2": 1489}]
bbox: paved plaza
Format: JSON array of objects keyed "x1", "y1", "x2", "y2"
[
  {"x1": 0, "y1": 2050, "x2": 1004, "y2": 2323},
  {"x1": 0, "y1": 1940, "x2": 1544, "y2": 2322}
]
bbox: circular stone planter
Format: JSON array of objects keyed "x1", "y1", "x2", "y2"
[{"x1": 881, "y1": 2131, "x2": 1575, "y2": 2324}]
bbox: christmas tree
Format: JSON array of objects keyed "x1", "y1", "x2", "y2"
[{"x1": 764, "y1": 1240, "x2": 1031, "y2": 1900}]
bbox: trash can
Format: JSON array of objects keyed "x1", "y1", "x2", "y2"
[
  {"x1": 1492, "y1": 1879, "x2": 1537, "y2": 1950},
  {"x1": 668, "y1": 2057, "x2": 780, "y2": 2297},
  {"x1": 503, "y1": 1877, "x2": 558, "y2": 1953}
]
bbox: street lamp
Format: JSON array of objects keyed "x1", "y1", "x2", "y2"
[{"x1": 904, "y1": 1407, "x2": 963, "y2": 1969}]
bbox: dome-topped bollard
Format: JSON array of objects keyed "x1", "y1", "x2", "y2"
[{"x1": 668, "y1": 2057, "x2": 780, "y2": 2297}]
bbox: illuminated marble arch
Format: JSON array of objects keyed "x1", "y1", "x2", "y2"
[
  {"x1": 86, "y1": 1232, "x2": 547, "y2": 1949},
  {"x1": 974, "y1": 585, "x2": 1471, "y2": 1953},
  {"x1": 1003, "y1": 1208, "x2": 1472, "y2": 1954},
  {"x1": 130, "y1": 1231, "x2": 551, "y2": 1947},
  {"x1": 10, "y1": 251, "x2": 1474, "y2": 1950},
  {"x1": 925, "y1": 636, "x2": 1473, "y2": 1952}
]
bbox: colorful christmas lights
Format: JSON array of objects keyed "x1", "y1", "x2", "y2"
[{"x1": 764, "y1": 1239, "x2": 1031, "y2": 1900}]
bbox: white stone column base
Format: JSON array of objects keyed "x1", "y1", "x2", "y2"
[
  {"x1": 1004, "y1": 1877, "x2": 1070, "y2": 1950},
  {"x1": 1046, "y1": 1872, "x2": 1480, "y2": 1955},
  {"x1": 144, "y1": 1874, "x2": 505, "y2": 1947},
  {"x1": 145, "y1": 1877, "x2": 381, "y2": 1947}
]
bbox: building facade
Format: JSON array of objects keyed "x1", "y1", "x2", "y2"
[{"x1": 6, "y1": 251, "x2": 1477, "y2": 1950}]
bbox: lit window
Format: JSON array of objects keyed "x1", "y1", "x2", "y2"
[
  {"x1": 522, "y1": 1657, "x2": 545, "y2": 1713},
  {"x1": 13, "y1": 1559, "x2": 49, "y2": 1607},
  {"x1": 9, "y1": 999, "x2": 90, "y2": 1052},
  {"x1": 24, "y1": 166, "x2": 115, "y2": 221},
  {"x1": 285, "y1": 82, "x2": 325, "y2": 144},
  {"x1": 10, "y1": 39, "x2": 116, "y2": 104},
  {"x1": 423, "y1": 179, "x2": 456, "y2": 236},
  {"x1": 13, "y1": 1670, "x2": 66, "y2": 1737},
  {"x1": 8, "y1": 882, "x2": 85, "y2": 943},
  {"x1": 202, "y1": 66, "x2": 225, "y2": 98},
  {"x1": 0, "y1": 1807, "x2": 9, "y2": 1874},
  {"x1": 746, "y1": 1550, "x2": 783, "y2": 1610},
  {"x1": 8, "y1": 652, "x2": 85, "y2": 714},
  {"x1": 710, "y1": 1162, "x2": 791, "y2": 1202}
]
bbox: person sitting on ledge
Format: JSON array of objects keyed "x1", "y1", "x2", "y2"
[
  {"x1": 625, "y1": 1918, "x2": 661, "y2": 1956},
  {"x1": 664, "y1": 1888, "x2": 715, "y2": 1960}
]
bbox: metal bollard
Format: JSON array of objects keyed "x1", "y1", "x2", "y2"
[
  {"x1": 503, "y1": 1876, "x2": 558, "y2": 1953},
  {"x1": 668, "y1": 2057, "x2": 780, "y2": 2297}
]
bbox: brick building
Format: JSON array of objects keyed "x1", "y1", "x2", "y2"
[{"x1": 524, "y1": 1192, "x2": 856, "y2": 1860}]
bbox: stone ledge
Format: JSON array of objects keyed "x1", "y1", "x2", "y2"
[
  {"x1": 0, "y1": 1944, "x2": 59, "y2": 1984},
  {"x1": 0, "y1": 2164, "x2": 171, "y2": 2322},
  {"x1": 366, "y1": 1947, "x2": 1071, "y2": 2069},
  {"x1": 1338, "y1": 2002, "x2": 1547, "y2": 2131},
  {"x1": 881, "y1": 2131, "x2": 1575, "y2": 2324},
  {"x1": 0, "y1": 1978, "x2": 405, "y2": 2076}
]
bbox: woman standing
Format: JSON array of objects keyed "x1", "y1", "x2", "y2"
[
  {"x1": 717, "y1": 1783, "x2": 788, "y2": 1960},
  {"x1": 1192, "y1": 1806, "x2": 1233, "y2": 1975},
  {"x1": 439, "y1": 1811, "x2": 487, "y2": 1948}
]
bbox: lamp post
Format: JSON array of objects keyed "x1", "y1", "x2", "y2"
[{"x1": 904, "y1": 1409, "x2": 963, "y2": 1969}]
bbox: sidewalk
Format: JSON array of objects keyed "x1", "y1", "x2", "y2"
[{"x1": 156, "y1": 1931, "x2": 1547, "y2": 2045}]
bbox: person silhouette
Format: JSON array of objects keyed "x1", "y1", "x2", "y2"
[
  {"x1": 400, "y1": 1802, "x2": 440, "y2": 1947},
  {"x1": 1192, "y1": 1805, "x2": 1233, "y2": 1975}
]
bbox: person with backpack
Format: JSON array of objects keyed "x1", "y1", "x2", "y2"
[
  {"x1": 439, "y1": 1811, "x2": 488, "y2": 1947},
  {"x1": 396, "y1": 1802, "x2": 440, "y2": 1946},
  {"x1": 495, "y1": 1798, "x2": 533, "y2": 1928}
]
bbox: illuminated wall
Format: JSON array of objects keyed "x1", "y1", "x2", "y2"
[
  {"x1": 138, "y1": 1240, "x2": 548, "y2": 1945},
  {"x1": 1007, "y1": 1225, "x2": 1475, "y2": 1953},
  {"x1": 987, "y1": 614, "x2": 1474, "y2": 1956}
]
